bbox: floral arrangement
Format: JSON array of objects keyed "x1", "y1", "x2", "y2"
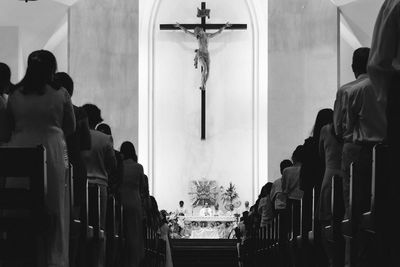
[
  {"x1": 220, "y1": 182, "x2": 241, "y2": 212},
  {"x1": 189, "y1": 179, "x2": 218, "y2": 207}
]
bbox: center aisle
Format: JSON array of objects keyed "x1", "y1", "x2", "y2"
[{"x1": 171, "y1": 239, "x2": 239, "y2": 267}]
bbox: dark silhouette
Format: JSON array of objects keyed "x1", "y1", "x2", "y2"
[
  {"x1": 81, "y1": 103, "x2": 116, "y2": 267},
  {"x1": 96, "y1": 123, "x2": 123, "y2": 195},
  {"x1": 119, "y1": 140, "x2": 145, "y2": 266},
  {"x1": 0, "y1": 63, "x2": 11, "y2": 142},
  {"x1": 5, "y1": 50, "x2": 75, "y2": 266},
  {"x1": 54, "y1": 72, "x2": 91, "y2": 267}
]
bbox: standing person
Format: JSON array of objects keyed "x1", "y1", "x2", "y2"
[
  {"x1": 0, "y1": 62, "x2": 12, "y2": 143},
  {"x1": 175, "y1": 200, "x2": 187, "y2": 216},
  {"x1": 300, "y1": 109, "x2": 333, "y2": 267},
  {"x1": 54, "y1": 72, "x2": 91, "y2": 267},
  {"x1": 346, "y1": 48, "x2": 386, "y2": 267},
  {"x1": 3, "y1": 50, "x2": 76, "y2": 266},
  {"x1": 270, "y1": 159, "x2": 293, "y2": 211},
  {"x1": 95, "y1": 123, "x2": 124, "y2": 196},
  {"x1": 367, "y1": 3, "x2": 399, "y2": 264},
  {"x1": 282, "y1": 146, "x2": 304, "y2": 201},
  {"x1": 81, "y1": 104, "x2": 116, "y2": 267},
  {"x1": 271, "y1": 159, "x2": 293, "y2": 267},
  {"x1": 282, "y1": 145, "x2": 304, "y2": 267},
  {"x1": 318, "y1": 122, "x2": 344, "y2": 267},
  {"x1": 334, "y1": 48, "x2": 371, "y2": 219},
  {"x1": 257, "y1": 182, "x2": 274, "y2": 227},
  {"x1": 119, "y1": 141, "x2": 145, "y2": 267}
]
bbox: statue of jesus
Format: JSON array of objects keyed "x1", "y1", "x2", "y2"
[{"x1": 175, "y1": 22, "x2": 232, "y2": 90}]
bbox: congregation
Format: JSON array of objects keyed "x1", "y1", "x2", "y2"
[
  {"x1": 234, "y1": 2, "x2": 400, "y2": 265},
  {"x1": 0, "y1": 50, "x2": 168, "y2": 267}
]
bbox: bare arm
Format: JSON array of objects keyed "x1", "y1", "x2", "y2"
[
  {"x1": 209, "y1": 22, "x2": 232, "y2": 38},
  {"x1": 175, "y1": 22, "x2": 196, "y2": 37}
]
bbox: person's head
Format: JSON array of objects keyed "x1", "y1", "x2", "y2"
[
  {"x1": 96, "y1": 123, "x2": 112, "y2": 136},
  {"x1": 352, "y1": 47, "x2": 370, "y2": 78},
  {"x1": 242, "y1": 211, "x2": 249, "y2": 219},
  {"x1": 54, "y1": 72, "x2": 73, "y2": 96},
  {"x1": 259, "y1": 182, "x2": 273, "y2": 198},
  {"x1": 120, "y1": 141, "x2": 138, "y2": 162},
  {"x1": 194, "y1": 27, "x2": 205, "y2": 38},
  {"x1": 179, "y1": 201, "x2": 184, "y2": 207},
  {"x1": 0, "y1": 62, "x2": 11, "y2": 94},
  {"x1": 280, "y1": 159, "x2": 293, "y2": 174},
  {"x1": 160, "y1": 210, "x2": 168, "y2": 224},
  {"x1": 82, "y1": 103, "x2": 103, "y2": 129},
  {"x1": 244, "y1": 201, "x2": 249, "y2": 208},
  {"x1": 312, "y1": 108, "x2": 333, "y2": 141},
  {"x1": 292, "y1": 145, "x2": 304, "y2": 164},
  {"x1": 19, "y1": 50, "x2": 58, "y2": 94}
]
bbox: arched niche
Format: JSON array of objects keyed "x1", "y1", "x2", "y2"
[{"x1": 139, "y1": 0, "x2": 267, "y2": 211}]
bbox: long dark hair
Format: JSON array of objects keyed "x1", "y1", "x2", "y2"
[
  {"x1": 311, "y1": 109, "x2": 333, "y2": 142},
  {"x1": 120, "y1": 141, "x2": 138, "y2": 162},
  {"x1": 258, "y1": 182, "x2": 273, "y2": 199},
  {"x1": 17, "y1": 50, "x2": 59, "y2": 95}
]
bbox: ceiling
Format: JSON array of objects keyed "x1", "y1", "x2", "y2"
[
  {"x1": 332, "y1": 0, "x2": 385, "y2": 47},
  {"x1": 0, "y1": 0, "x2": 78, "y2": 65}
]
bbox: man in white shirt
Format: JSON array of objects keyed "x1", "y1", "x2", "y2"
[
  {"x1": 345, "y1": 48, "x2": 388, "y2": 267},
  {"x1": 199, "y1": 202, "x2": 213, "y2": 216},
  {"x1": 282, "y1": 146, "x2": 304, "y2": 201},
  {"x1": 368, "y1": 0, "x2": 400, "y2": 151},
  {"x1": 333, "y1": 48, "x2": 371, "y2": 218},
  {"x1": 271, "y1": 159, "x2": 293, "y2": 211},
  {"x1": 365, "y1": 2, "x2": 400, "y2": 264},
  {"x1": 176, "y1": 200, "x2": 187, "y2": 216}
]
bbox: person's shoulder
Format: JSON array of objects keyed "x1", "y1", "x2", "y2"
[
  {"x1": 92, "y1": 129, "x2": 110, "y2": 141},
  {"x1": 272, "y1": 177, "x2": 282, "y2": 185},
  {"x1": 321, "y1": 124, "x2": 331, "y2": 136},
  {"x1": 339, "y1": 79, "x2": 359, "y2": 92},
  {"x1": 75, "y1": 106, "x2": 88, "y2": 119}
]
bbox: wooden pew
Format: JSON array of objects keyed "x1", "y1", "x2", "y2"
[
  {"x1": 69, "y1": 164, "x2": 84, "y2": 267},
  {"x1": 87, "y1": 183, "x2": 105, "y2": 267},
  {"x1": 106, "y1": 194, "x2": 120, "y2": 267},
  {"x1": 341, "y1": 162, "x2": 355, "y2": 239},
  {"x1": 288, "y1": 199, "x2": 301, "y2": 266},
  {"x1": 0, "y1": 146, "x2": 47, "y2": 266},
  {"x1": 360, "y1": 144, "x2": 388, "y2": 233},
  {"x1": 324, "y1": 175, "x2": 345, "y2": 241}
]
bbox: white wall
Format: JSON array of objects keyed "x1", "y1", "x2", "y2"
[
  {"x1": 338, "y1": 0, "x2": 384, "y2": 86},
  {"x1": 69, "y1": 0, "x2": 139, "y2": 150},
  {"x1": 0, "y1": 26, "x2": 19, "y2": 83},
  {"x1": 139, "y1": 0, "x2": 268, "y2": 212},
  {"x1": 268, "y1": 0, "x2": 338, "y2": 181},
  {"x1": 0, "y1": 1, "x2": 69, "y2": 81}
]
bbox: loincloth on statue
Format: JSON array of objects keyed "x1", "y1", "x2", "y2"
[{"x1": 194, "y1": 50, "x2": 210, "y2": 63}]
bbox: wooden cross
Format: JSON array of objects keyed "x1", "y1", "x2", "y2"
[{"x1": 160, "y1": 2, "x2": 247, "y2": 140}]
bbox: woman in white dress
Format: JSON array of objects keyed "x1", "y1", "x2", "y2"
[{"x1": 4, "y1": 50, "x2": 75, "y2": 266}]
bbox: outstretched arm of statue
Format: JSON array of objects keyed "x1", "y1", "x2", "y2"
[
  {"x1": 175, "y1": 22, "x2": 196, "y2": 37},
  {"x1": 209, "y1": 22, "x2": 232, "y2": 38}
]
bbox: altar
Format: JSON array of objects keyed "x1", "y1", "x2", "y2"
[{"x1": 176, "y1": 216, "x2": 238, "y2": 239}]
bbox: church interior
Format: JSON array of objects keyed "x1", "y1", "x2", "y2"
[{"x1": 0, "y1": 0, "x2": 398, "y2": 266}]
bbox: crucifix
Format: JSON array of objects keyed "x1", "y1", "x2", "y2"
[{"x1": 160, "y1": 2, "x2": 247, "y2": 140}]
